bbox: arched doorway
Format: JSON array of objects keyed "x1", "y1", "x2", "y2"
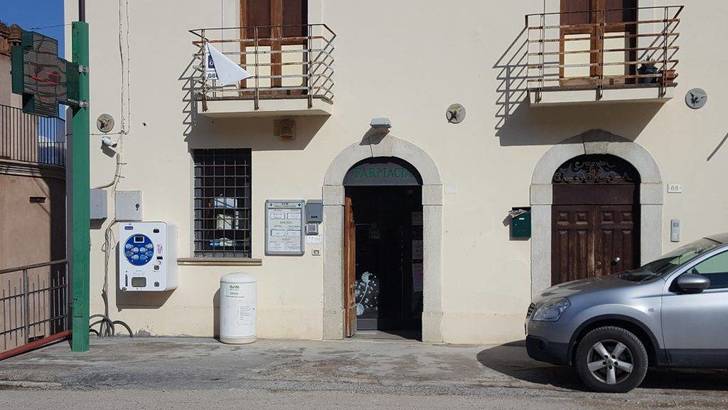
[
  {"x1": 343, "y1": 158, "x2": 423, "y2": 339},
  {"x1": 322, "y1": 134, "x2": 443, "y2": 343},
  {"x1": 551, "y1": 154, "x2": 641, "y2": 284},
  {"x1": 529, "y1": 130, "x2": 664, "y2": 297}
]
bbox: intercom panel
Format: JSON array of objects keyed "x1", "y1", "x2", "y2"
[{"x1": 118, "y1": 222, "x2": 177, "y2": 291}]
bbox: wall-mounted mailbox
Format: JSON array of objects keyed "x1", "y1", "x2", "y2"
[
  {"x1": 510, "y1": 207, "x2": 531, "y2": 239},
  {"x1": 305, "y1": 200, "x2": 323, "y2": 224}
]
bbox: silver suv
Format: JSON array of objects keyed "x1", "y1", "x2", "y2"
[{"x1": 526, "y1": 234, "x2": 728, "y2": 393}]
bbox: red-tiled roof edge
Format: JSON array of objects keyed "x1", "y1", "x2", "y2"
[{"x1": 0, "y1": 22, "x2": 24, "y2": 57}]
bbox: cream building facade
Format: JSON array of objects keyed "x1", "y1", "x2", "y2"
[{"x1": 65, "y1": 0, "x2": 728, "y2": 344}]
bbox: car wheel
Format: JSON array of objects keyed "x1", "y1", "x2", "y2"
[{"x1": 575, "y1": 326, "x2": 648, "y2": 393}]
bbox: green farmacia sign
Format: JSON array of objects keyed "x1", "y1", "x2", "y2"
[{"x1": 344, "y1": 159, "x2": 421, "y2": 186}]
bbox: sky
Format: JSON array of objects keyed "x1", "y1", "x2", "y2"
[{"x1": 0, "y1": 0, "x2": 65, "y2": 54}]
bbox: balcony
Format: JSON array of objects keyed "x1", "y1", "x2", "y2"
[
  {"x1": 190, "y1": 24, "x2": 335, "y2": 118},
  {"x1": 0, "y1": 104, "x2": 65, "y2": 169},
  {"x1": 526, "y1": 6, "x2": 682, "y2": 105}
]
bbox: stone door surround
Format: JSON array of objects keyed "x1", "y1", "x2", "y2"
[
  {"x1": 530, "y1": 129, "x2": 663, "y2": 297},
  {"x1": 322, "y1": 134, "x2": 444, "y2": 342}
]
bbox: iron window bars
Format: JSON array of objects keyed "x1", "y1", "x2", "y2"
[{"x1": 193, "y1": 149, "x2": 252, "y2": 258}]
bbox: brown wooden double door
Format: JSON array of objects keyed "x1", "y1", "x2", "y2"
[
  {"x1": 239, "y1": 0, "x2": 308, "y2": 92},
  {"x1": 560, "y1": 0, "x2": 638, "y2": 86},
  {"x1": 552, "y1": 202, "x2": 639, "y2": 284},
  {"x1": 551, "y1": 184, "x2": 640, "y2": 285}
]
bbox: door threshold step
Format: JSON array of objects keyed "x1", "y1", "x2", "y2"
[{"x1": 351, "y1": 330, "x2": 422, "y2": 341}]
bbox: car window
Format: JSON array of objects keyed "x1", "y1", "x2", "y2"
[
  {"x1": 621, "y1": 238, "x2": 721, "y2": 282},
  {"x1": 691, "y1": 251, "x2": 728, "y2": 289}
]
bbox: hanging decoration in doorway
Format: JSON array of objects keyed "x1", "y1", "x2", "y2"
[
  {"x1": 355, "y1": 271, "x2": 380, "y2": 316},
  {"x1": 553, "y1": 155, "x2": 639, "y2": 184}
]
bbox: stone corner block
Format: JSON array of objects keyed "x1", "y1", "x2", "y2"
[
  {"x1": 640, "y1": 183, "x2": 664, "y2": 205},
  {"x1": 422, "y1": 184, "x2": 443, "y2": 206},
  {"x1": 323, "y1": 185, "x2": 345, "y2": 206},
  {"x1": 530, "y1": 184, "x2": 553, "y2": 205}
]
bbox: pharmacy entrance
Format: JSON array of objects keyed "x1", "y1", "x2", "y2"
[{"x1": 343, "y1": 158, "x2": 423, "y2": 339}]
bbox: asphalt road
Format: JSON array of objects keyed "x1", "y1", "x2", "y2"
[
  {"x1": 4, "y1": 388, "x2": 722, "y2": 410},
  {"x1": 1, "y1": 337, "x2": 727, "y2": 409}
]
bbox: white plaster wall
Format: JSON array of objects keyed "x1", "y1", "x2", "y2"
[{"x1": 66, "y1": 0, "x2": 728, "y2": 344}]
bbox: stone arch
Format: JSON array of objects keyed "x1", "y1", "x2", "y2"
[
  {"x1": 529, "y1": 129, "x2": 663, "y2": 297},
  {"x1": 324, "y1": 134, "x2": 441, "y2": 186},
  {"x1": 322, "y1": 134, "x2": 443, "y2": 342}
]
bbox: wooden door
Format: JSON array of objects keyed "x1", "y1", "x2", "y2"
[
  {"x1": 560, "y1": 0, "x2": 637, "y2": 86},
  {"x1": 595, "y1": 205, "x2": 638, "y2": 275},
  {"x1": 552, "y1": 203, "x2": 638, "y2": 284},
  {"x1": 343, "y1": 195, "x2": 357, "y2": 337},
  {"x1": 552, "y1": 205, "x2": 597, "y2": 284},
  {"x1": 551, "y1": 155, "x2": 640, "y2": 285},
  {"x1": 240, "y1": 0, "x2": 308, "y2": 92}
]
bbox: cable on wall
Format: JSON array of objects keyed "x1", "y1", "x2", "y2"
[{"x1": 89, "y1": 0, "x2": 133, "y2": 338}]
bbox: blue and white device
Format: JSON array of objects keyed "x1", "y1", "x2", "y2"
[{"x1": 118, "y1": 222, "x2": 177, "y2": 291}]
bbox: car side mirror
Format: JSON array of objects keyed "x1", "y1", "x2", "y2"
[{"x1": 675, "y1": 273, "x2": 711, "y2": 294}]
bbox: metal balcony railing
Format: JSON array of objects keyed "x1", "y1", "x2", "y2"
[
  {"x1": 526, "y1": 5, "x2": 683, "y2": 101},
  {"x1": 190, "y1": 24, "x2": 335, "y2": 110},
  {"x1": 0, "y1": 104, "x2": 66, "y2": 168}
]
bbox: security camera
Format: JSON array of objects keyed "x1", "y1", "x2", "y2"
[
  {"x1": 370, "y1": 117, "x2": 392, "y2": 129},
  {"x1": 101, "y1": 136, "x2": 118, "y2": 148}
]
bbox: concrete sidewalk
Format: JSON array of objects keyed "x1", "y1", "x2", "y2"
[{"x1": 1, "y1": 337, "x2": 728, "y2": 409}]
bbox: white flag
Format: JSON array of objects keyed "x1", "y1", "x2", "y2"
[{"x1": 205, "y1": 43, "x2": 253, "y2": 86}]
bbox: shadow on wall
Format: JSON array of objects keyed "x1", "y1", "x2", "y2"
[
  {"x1": 493, "y1": 26, "x2": 663, "y2": 145},
  {"x1": 494, "y1": 26, "x2": 528, "y2": 131},
  {"x1": 213, "y1": 288, "x2": 220, "y2": 338},
  {"x1": 707, "y1": 132, "x2": 728, "y2": 162},
  {"x1": 179, "y1": 58, "x2": 198, "y2": 139},
  {"x1": 497, "y1": 103, "x2": 662, "y2": 147},
  {"x1": 37, "y1": 171, "x2": 66, "y2": 262},
  {"x1": 115, "y1": 251, "x2": 173, "y2": 310},
  {"x1": 115, "y1": 287, "x2": 174, "y2": 310},
  {"x1": 185, "y1": 115, "x2": 325, "y2": 152}
]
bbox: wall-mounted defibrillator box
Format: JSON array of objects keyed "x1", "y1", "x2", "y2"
[{"x1": 118, "y1": 222, "x2": 177, "y2": 291}]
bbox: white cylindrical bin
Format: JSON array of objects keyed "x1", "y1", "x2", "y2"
[{"x1": 219, "y1": 272, "x2": 257, "y2": 344}]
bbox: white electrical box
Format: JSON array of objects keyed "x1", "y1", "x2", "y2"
[
  {"x1": 90, "y1": 188, "x2": 108, "y2": 220},
  {"x1": 671, "y1": 219, "x2": 681, "y2": 242},
  {"x1": 118, "y1": 222, "x2": 177, "y2": 291},
  {"x1": 115, "y1": 191, "x2": 143, "y2": 221}
]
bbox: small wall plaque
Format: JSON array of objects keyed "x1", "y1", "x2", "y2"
[
  {"x1": 96, "y1": 113, "x2": 115, "y2": 133},
  {"x1": 685, "y1": 88, "x2": 707, "y2": 110},
  {"x1": 667, "y1": 184, "x2": 683, "y2": 193},
  {"x1": 446, "y1": 103, "x2": 466, "y2": 124}
]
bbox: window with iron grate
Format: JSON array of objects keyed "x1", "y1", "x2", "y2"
[{"x1": 193, "y1": 149, "x2": 252, "y2": 258}]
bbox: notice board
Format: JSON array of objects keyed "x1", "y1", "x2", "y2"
[{"x1": 265, "y1": 200, "x2": 305, "y2": 256}]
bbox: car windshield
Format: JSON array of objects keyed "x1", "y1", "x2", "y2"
[{"x1": 619, "y1": 238, "x2": 722, "y2": 282}]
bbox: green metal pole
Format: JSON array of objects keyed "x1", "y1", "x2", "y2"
[{"x1": 71, "y1": 20, "x2": 90, "y2": 352}]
